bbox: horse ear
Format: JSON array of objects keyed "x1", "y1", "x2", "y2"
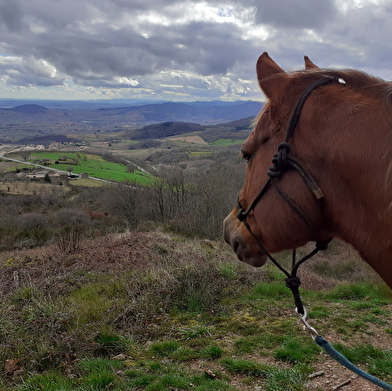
[
  {"x1": 256, "y1": 52, "x2": 286, "y2": 99},
  {"x1": 304, "y1": 56, "x2": 320, "y2": 70}
]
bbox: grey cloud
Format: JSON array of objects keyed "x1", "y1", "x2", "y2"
[
  {"x1": 0, "y1": 0, "x2": 26, "y2": 32},
  {"x1": 1, "y1": 0, "x2": 392, "y2": 101},
  {"x1": 150, "y1": 21, "x2": 256, "y2": 75},
  {"x1": 298, "y1": 3, "x2": 392, "y2": 72},
  {"x1": 2, "y1": 4, "x2": 256, "y2": 82},
  {"x1": 254, "y1": 0, "x2": 338, "y2": 29},
  {"x1": 0, "y1": 59, "x2": 65, "y2": 87},
  {"x1": 110, "y1": 0, "x2": 182, "y2": 11}
]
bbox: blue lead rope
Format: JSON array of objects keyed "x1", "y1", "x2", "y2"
[{"x1": 315, "y1": 335, "x2": 392, "y2": 391}]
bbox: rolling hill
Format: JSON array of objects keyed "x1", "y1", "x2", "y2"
[
  {"x1": 0, "y1": 104, "x2": 66, "y2": 122},
  {"x1": 125, "y1": 117, "x2": 254, "y2": 141}
]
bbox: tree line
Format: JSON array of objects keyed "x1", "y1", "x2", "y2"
[{"x1": 0, "y1": 160, "x2": 245, "y2": 252}]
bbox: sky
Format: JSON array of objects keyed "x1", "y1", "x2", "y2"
[{"x1": 0, "y1": 0, "x2": 391, "y2": 102}]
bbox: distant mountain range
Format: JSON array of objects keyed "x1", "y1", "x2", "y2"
[
  {"x1": 95, "y1": 101, "x2": 261, "y2": 124},
  {"x1": 0, "y1": 100, "x2": 262, "y2": 126}
]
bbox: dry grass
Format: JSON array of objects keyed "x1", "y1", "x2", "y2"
[{"x1": 0, "y1": 231, "x2": 391, "y2": 390}]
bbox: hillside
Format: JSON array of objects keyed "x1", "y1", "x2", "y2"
[
  {"x1": 126, "y1": 117, "x2": 254, "y2": 141},
  {"x1": 0, "y1": 104, "x2": 66, "y2": 122},
  {"x1": 9, "y1": 104, "x2": 49, "y2": 114},
  {"x1": 129, "y1": 121, "x2": 206, "y2": 140},
  {"x1": 0, "y1": 230, "x2": 390, "y2": 390}
]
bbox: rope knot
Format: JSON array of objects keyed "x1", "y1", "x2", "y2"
[
  {"x1": 236, "y1": 208, "x2": 246, "y2": 221},
  {"x1": 316, "y1": 240, "x2": 330, "y2": 251},
  {"x1": 268, "y1": 142, "x2": 291, "y2": 178},
  {"x1": 278, "y1": 142, "x2": 291, "y2": 154},
  {"x1": 285, "y1": 276, "x2": 301, "y2": 290}
]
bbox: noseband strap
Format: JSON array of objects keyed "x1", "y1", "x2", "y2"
[{"x1": 237, "y1": 76, "x2": 341, "y2": 314}]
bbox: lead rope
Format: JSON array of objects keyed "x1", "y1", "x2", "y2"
[
  {"x1": 240, "y1": 211, "x2": 328, "y2": 315},
  {"x1": 299, "y1": 311, "x2": 392, "y2": 390}
]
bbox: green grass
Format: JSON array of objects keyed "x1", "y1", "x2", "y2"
[
  {"x1": 250, "y1": 280, "x2": 293, "y2": 298},
  {"x1": 322, "y1": 282, "x2": 392, "y2": 304},
  {"x1": 150, "y1": 340, "x2": 181, "y2": 356},
  {"x1": 331, "y1": 343, "x2": 392, "y2": 379},
  {"x1": 29, "y1": 151, "x2": 153, "y2": 184},
  {"x1": 221, "y1": 358, "x2": 271, "y2": 377},
  {"x1": 19, "y1": 372, "x2": 74, "y2": 391},
  {"x1": 201, "y1": 345, "x2": 224, "y2": 359},
  {"x1": 4, "y1": 163, "x2": 33, "y2": 172},
  {"x1": 78, "y1": 358, "x2": 122, "y2": 389},
  {"x1": 235, "y1": 334, "x2": 283, "y2": 353},
  {"x1": 127, "y1": 361, "x2": 231, "y2": 391},
  {"x1": 264, "y1": 368, "x2": 305, "y2": 391},
  {"x1": 273, "y1": 337, "x2": 319, "y2": 365}
]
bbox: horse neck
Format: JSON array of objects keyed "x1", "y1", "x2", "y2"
[{"x1": 317, "y1": 105, "x2": 392, "y2": 287}]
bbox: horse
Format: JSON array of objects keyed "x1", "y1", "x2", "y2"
[{"x1": 223, "y1": 52, "x2": 392, "y2": 290}]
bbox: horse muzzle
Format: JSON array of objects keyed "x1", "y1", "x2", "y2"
[{"x1": 223, "y1": 211, "x2": 267, "y2": 267}]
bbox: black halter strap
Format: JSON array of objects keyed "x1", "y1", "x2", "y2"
[{"x1": 236, "y1": 76, "x2": 340, "y2": 315}]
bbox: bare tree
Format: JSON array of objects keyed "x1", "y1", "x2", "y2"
[
  {"x1": 19, "y1": 150, "x2": 31, "y2": 162},
  {"x1": 105, "y1": 181, "x2": 143, "y2": 229},
  {"x1": 161, "y1": 166, "x2": 190, "y2": 216},
  {"x1": 148, "y1": 177, "x2": 166, "y2": 222}
]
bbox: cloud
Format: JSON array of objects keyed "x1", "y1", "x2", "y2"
[
  {"x1": 1, "y1": 0, "x2": 392, "y2": 100},
  {"x1": 0, "y1": 1, "x2": 26, "y2": 32},
  {"x1": 254, "y1": 0, "x2": 338, "y2": 29},
  {"x1": 0, "y1": 55, "x2": 64, "y2": 87}
]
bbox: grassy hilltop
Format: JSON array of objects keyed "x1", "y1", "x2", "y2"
[{"x1": 0, "y1": 229, "x2": 391, "y2": 391}]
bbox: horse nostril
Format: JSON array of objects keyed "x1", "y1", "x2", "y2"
[{"x1": 232, "y1": 240, "x2": 240, "y2": 253}]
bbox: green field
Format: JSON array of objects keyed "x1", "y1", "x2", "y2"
[
  {"x1": 0, "y1": 159, "x2": 31, "y2": 172},
  {"x1": 212, "y1": 139, "x2": 244, "y2": 146},
  {"x1": 189, "y1": 151, "x2": 214, "y2": 157},
  {"x1": 30, "y1": 152, "x2": 153, "y2": 184}
]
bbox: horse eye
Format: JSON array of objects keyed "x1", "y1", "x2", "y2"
[
  {"x1": 261, "y1": 135, "x2": 270, "y2": 144},
  {"x1": 241, "y1": 151, "x2": 252, "y2": 163}
]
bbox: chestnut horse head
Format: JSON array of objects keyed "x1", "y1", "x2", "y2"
[{"x1": 224, "y1": 52, "x2": 392, "y2": 289}]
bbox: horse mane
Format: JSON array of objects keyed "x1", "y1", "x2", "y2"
[
  {"x1": 290, "y1": 68, "x2": 392, "y2": 107},
  {"x1": 253, "y1": 68, "x2": 392, "y2": 133}
]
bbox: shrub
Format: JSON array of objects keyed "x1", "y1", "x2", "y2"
[
  {"x1": 54, "y1": 208, "x2": 90, "y2": 253},
  {"x1": 15, "y1": 212, "x2": 50, "y2": 245}
]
